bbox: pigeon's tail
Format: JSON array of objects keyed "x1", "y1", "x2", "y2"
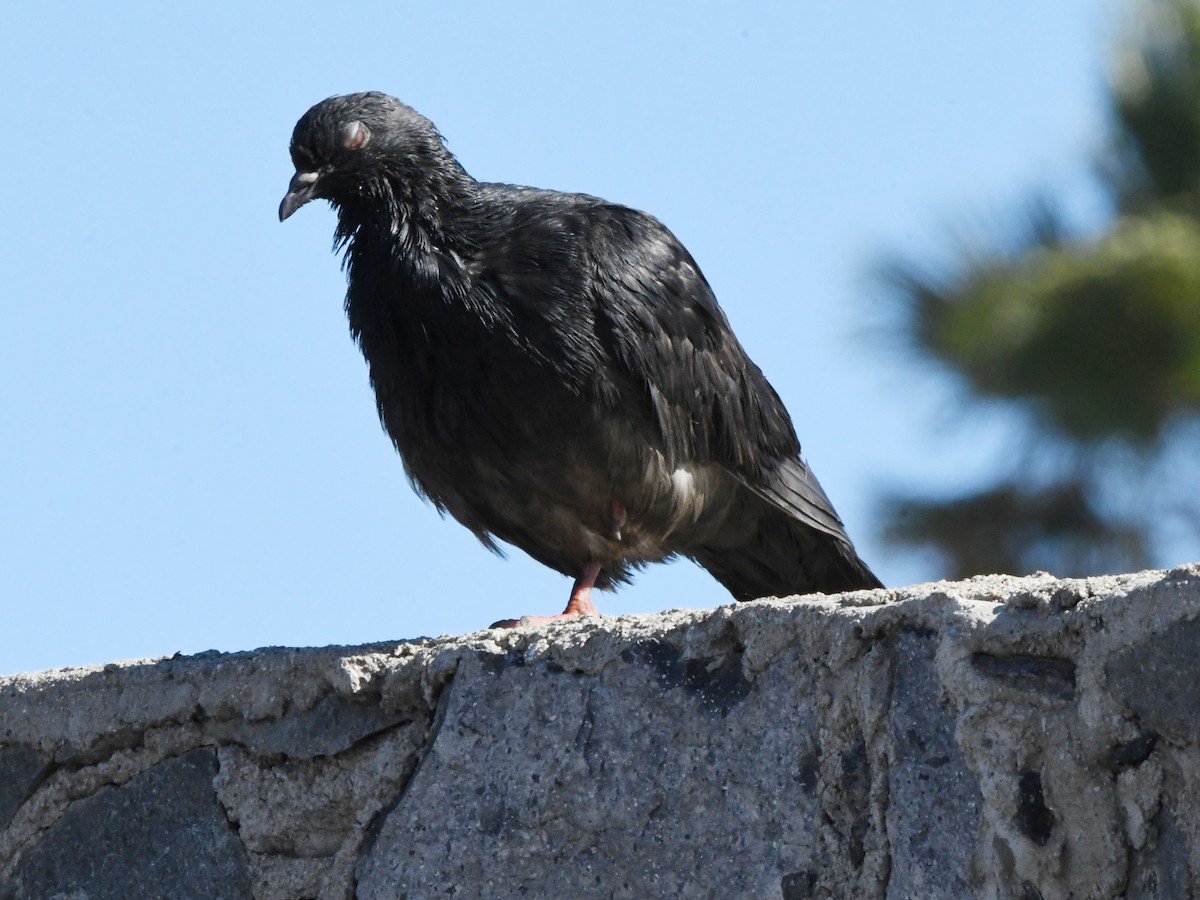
[{"x1": 692, "y1": 507, "x2": 883, "y2": 601}]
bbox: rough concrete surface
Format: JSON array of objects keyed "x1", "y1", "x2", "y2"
[{"x1": 2, "y1": 566, "x2": 1200, "y2": 898}]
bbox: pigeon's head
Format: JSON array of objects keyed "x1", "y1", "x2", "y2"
[{"x1": 278, "y1": 92, "x2": 450, "y2": 222}]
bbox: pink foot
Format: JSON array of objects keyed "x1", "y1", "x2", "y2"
[
  {"x1": 491, "y1": 561, "x2": 603, "y2": 628},
  {"x1": 610, "y1": 498, "x2": 627, "y2": 541}
]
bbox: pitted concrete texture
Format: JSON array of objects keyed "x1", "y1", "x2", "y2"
[{"x1": 2, "y1": 566, "x2": 1199, "y2": 898}]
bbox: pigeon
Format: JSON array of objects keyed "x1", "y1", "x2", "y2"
[{"x1": 279, "y1": 92, "x2": 882, "y2": 626}]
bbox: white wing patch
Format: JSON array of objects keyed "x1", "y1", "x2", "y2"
[{"x1": 670, "y1": 467, "x2": 696, "y2": 502}]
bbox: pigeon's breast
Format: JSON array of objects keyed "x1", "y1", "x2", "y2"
[{"x1": 379, "y1": 362, "x2": 738, "y2": 578}]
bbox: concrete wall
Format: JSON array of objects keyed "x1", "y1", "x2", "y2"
[{"x1": 2, "y1": 566, "x2": 1199, "y2": 898}]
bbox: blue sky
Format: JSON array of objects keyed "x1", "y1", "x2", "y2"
[{"x1": 2, "y1": 1, "x2": 1116, "y2": 674}]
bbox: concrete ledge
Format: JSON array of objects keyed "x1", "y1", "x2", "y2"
[{"x1": 2, "y1": 566, "x2": 1199, "y2": 898}]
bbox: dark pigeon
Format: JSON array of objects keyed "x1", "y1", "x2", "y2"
[{"x1": 279, "y1": 92, "x2": 882, "y2": 626}]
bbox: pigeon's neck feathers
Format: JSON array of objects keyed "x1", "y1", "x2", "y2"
[
  {"x1": 336, "y1": 150, "x2": 516, "y2": 369},
  {"x1": 334, "y1": 142, "x2": 476, "y2": 260}
]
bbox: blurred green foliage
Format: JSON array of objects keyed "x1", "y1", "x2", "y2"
[{"x1": 880, "y1": 0, "x2": 1200, "y2": 578}]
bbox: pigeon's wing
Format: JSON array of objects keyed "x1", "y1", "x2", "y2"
[
  {"x1": 580, "y1": 204, "x2": 852, "y2": 542},
  {"x1": 753, "y1": 457, "x2": 851, "y2": 540}
]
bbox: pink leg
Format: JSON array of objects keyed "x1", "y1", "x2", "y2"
[{"x1": 490, "y1": 560, "x2": 603, "y2": 629}]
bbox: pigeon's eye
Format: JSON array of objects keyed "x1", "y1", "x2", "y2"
[{"x1": 342, "y1": 121, "x2": 370, "y2": 151}]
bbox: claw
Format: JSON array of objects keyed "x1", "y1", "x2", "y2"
[
  {"x1": 490, "y1": 560, "x2": 603, "y2": 628},
  {"x1": 610, "y1": 498, "x2": 627, "y2": 542}
]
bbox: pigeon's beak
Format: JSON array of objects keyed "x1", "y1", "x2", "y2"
[{"x1": 279, "y1": 171, "x2": 320, "y2": 222}]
